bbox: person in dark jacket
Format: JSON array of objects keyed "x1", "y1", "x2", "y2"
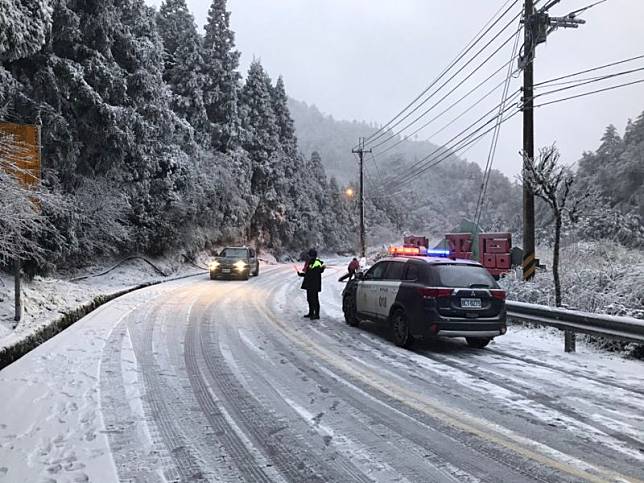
[
  {"x1": 298, "y1": 248, "x2": 325, "y2": 320},
  {"x1": 338, "y1": 257, "x2": 360, "y2": 282}
]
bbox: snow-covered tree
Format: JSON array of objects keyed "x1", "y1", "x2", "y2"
[
  {"x1": 157, "y1": 0, "x2": 209, "y2": 142},
  {"x1": 0, "y1": 0, "x2": 53, "y2": 62},
  {"x1": 521, "y1": 145, "x2": 589, "y2": 307},
  {"x1": 271, "y1": 76, "x2": 298, "y2": 156},
  {"x1": 202, "y1": 0, "x2": 241, "y2": 151}
]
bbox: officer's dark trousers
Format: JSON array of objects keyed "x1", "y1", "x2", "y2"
[{"x1": 306, "y1": 289, "x2": 320, "y2": 317}]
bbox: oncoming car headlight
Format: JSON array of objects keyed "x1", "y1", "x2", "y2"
[
  {"x1": 234, "y1": 260, "x2": 248, "y2": 271},
  {"x1": 209, "y1": 260, "x2": 220, "y2": 270}
]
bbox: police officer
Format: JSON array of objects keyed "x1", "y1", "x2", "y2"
[{"x1": 298, "y1": 248, "x2": 325, "y2": 320}]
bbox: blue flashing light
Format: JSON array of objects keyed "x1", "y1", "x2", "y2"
[{"x1": 427, "y1": 249, "x2": 451, "y2": 257}]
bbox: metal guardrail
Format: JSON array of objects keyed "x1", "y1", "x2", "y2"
[{"x1": 506, "y1": 301, "x2": 644, "y2": 348}]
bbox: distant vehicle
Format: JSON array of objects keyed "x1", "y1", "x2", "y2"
[
  {"x1": 209, "y1": 246, "x2": 259, "y2": 281},
  {"x1": 342, "y1": 246, "x2": 507, "y2": 349}
]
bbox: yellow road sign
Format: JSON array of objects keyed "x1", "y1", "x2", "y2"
[{"x1": 0, "y1": 122, "x2": 41, "y2": 188}]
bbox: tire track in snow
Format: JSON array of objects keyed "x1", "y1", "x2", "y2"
[
  {"x1": 100, "y1": 320, "x2": 167, "y2": 482},
  {"x1": 255, "y1": 266, "x2": 637, "y2": 483},
  {"x1": 128, "y1": 295, "x2": 208, "y2": 482},
  {"x1": 190, "y1": 283, "x2": 371, "y2": 483},
  {"x1": 183, "y1": 283, "x2": 280, "y2": 483},
  {"x1": 248, "y1": 268, "x2": 560, "y2": 483}
]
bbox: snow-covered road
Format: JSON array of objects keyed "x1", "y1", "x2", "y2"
[{"x1": 0, "y1": 264, "x2": 643, "y2": 482}]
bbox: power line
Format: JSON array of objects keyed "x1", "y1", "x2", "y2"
[
  {"x1": 530, "y1": 66, "x2": 644, "y2": 101},
  {"x1": 369, "y1": 26, "x2": 523, "y2": 152},
  {"x1": 377, "y1": 73, "x2": 642, "y2": 201},
  {"x1": 533, "y1": 78, "x2": 644, "y2": 108},
  {"x1": 369, "y1": 109, "x2": 522, "y2": 200},
  {"x1": 373, "y1": 56, "x2": 521, "y2": 157},
  {"x1": 359, "y1": 0, "x2": 520, "y2": 147},
  {"x1": 378, "y1": 101, "x2": 522, "y2": 195},
  {"x1": 376, "y1": 90, "x2": 521, "y2": 191},
  {"x1": 363, "y1": 3, "x2": 523, "y2": 148},
  {"x1": 533, "y1": 54, "x2": 644, "y2": 88},
  {"x1": 474, "y1": 16, "x2": 523, "y2": 228}
]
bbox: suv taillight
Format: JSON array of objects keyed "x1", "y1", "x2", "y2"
[
  {"x1": 418, "y1": 288, "x2": 453, "y2": 299},
  {"x1": 490, "y1": 290, "x2": 506, "y2": 301}
]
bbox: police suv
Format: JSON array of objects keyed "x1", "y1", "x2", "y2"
[{"x1": 342, "y1": 246, "x2": 507, "y2": 349}]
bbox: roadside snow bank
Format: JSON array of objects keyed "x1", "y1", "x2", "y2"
[{"x1": 0, "y1": 256, "x2": 206, "y2": 368}]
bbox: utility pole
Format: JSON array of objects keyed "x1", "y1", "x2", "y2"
[
  {"x1": 520, "y1": 0, "x2": 586, "y2": 281},
  {"x1": 522, "y1": 0, "x2": 536, "y2": 281},
  {"x1": 352, "y1": 137, "x2": 371, "y2": 259}
]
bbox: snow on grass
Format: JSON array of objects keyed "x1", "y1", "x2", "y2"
[
  {"x1": 0, "y1": 256, "x2": 207, "y2": 355},
  {"x1": 499, "y1": 240, "x2": 644, "y2": 356},
  {"x1": 500, "y1": 240, "x2": 644, "y2": 318}
]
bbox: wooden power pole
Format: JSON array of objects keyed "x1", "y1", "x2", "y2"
[{"x1": 352, "y1": 138, "x2": 371, "y2": 259}]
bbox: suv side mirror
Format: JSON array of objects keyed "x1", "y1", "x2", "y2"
[{"x1": 355, "y1": 271, "x2": 365, "y2": 281}]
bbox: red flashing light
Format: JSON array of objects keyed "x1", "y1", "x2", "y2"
[
  {"x1": 490, "y1": 290, "x2": 506, "y2": 301},
  {"x1": 418, "y1": 288, "x2": 453, "y2": 298},
  {"x1": 389, "y1": 246, "x2": 423, "y2": 256}
]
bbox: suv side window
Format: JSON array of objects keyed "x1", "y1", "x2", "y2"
[
  {"x1": 404, "y1": 263, "x2": 420, "y2": 281},
  {"x1": 365, "y1": 262, "x2": 388, "y2": 281},
  {"x1": 249, "y1": 248, "x2": 255, "y2": 258},
  {"x1": 385, "y1": 261, "x2": 406, "y2": 280}
]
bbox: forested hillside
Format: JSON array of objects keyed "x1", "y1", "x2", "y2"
[
  {"x1": 0, "y1": 0, "x2": 366, "y2": 271},
  {"x1": 290, "y1": 98, "x2": 523, "y2": 238},
  {"x1": 573, "y1": 116, "x2": 644, "y2": 247}
]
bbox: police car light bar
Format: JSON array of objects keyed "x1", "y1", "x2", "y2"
[
  {"x1": 389, "y1": 246, "x2": 424, "y2": 256},
  {"x1": 427, "y1": 249, "x2": 451, "y2": 257},
  {"x1": 388, "y1": 246, "x2": 452, "y2": 257}
]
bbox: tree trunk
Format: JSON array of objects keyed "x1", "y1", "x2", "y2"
[
  {"x1": 553, "y1": 211, "x2": 576, "y2": 352},
  {"x1": 553, "y1": 211, "x2": 562, "y2": 307}
]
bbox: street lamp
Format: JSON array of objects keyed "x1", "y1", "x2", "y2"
[{"x1": 345, "y1": 187, "x2": 354, "y2": 198}]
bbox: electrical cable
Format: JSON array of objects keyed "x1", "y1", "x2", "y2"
[
  {"x1": 533, "y1": 78, "x2": 644, "y2": 108},
  {"x1": 359, "y1": 0, "x2": 520, "y2": 147},
  {"x1": 474, "y1": 18, "x2": 523, "y2": 227},
  {"x1": 530, "y1": 67, "x2": 644, "y2": 101},
  {"x1": 367, "y1": 21, "x2": 523, "y2": 149},
  {"x1": 370, "y1": 30, "x2": 523, "y2": 152},
  {"x1": 362, "y1": 2, "x2": 523, "y2": 147},
  {"x1": 377, "y1": 102, "x2": 522, "y2": 196},
  {"x1": 533, "y1": 54, "x2": 644, "y2": 88},
  {"x1": 374, "y1": 90, "x2": 521, "y2": 193},
  {"x1": 368, "y1": 109, "x2": 522, "y2": 201},
  {"x1": 373, "y1": 55, "x2": 521, "y2": 157}
]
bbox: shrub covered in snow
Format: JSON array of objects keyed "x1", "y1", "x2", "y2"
[{"x1": 500, "y1": 240, "x2": 644, "y2": 355}]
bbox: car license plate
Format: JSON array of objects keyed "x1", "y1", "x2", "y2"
[
  {"x1": 461, "y1": 298, "x2": 482, "y2": 308},
  {"x1": 222, "y1": 269, "x2": 231, "y2": 274}
]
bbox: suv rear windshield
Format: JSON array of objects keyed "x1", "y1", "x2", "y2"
[
  {"x1": 220, "y1": 248, "x2": 248, "y2": 258},
  {"x1": 431, "y1": 264, "x2": 498, "y2": 288}
]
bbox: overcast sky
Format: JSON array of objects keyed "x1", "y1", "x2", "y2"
[{"x1": 147, "y1": 0, "x2": 644, "y2": 178}]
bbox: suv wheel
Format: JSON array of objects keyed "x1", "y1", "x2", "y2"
[
  {"x1": 253, "y1": 264, "x2": 259, "y2": 277},
  {"x1": 466, "y1": 337, "x2": 492, "y2": 349},
  {"x1": 391, "y1": 310, "x2": 414, "y2": 348},
  {"x1": 343, "y1": 293, "x2": 360, "y2": 327}
]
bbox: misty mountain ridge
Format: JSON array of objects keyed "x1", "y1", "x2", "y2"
[{"x1": 288, "y1": 97, "x2": 524, "y2": 237}]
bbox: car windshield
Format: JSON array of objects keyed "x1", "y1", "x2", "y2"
[
  {"x1": 433, "y1": 264, "x2": 499, "y2": 288},
  {"x1": 220, "y1": 248, "x2": 248, "y2": 258}
]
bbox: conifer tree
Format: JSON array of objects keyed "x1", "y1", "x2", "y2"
[
  {"x1": 240, "y1": 60, "x2": 280, "y2": 156},
  {"x1": 158, "y1": 0, "x2": 209, "y2": 141},
  {"x1": 202, "y1": 0, "x2": 241, "y2": 151},
  {"x1": 271, "y1": 76, "x2": 298, "y2": 155}
]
